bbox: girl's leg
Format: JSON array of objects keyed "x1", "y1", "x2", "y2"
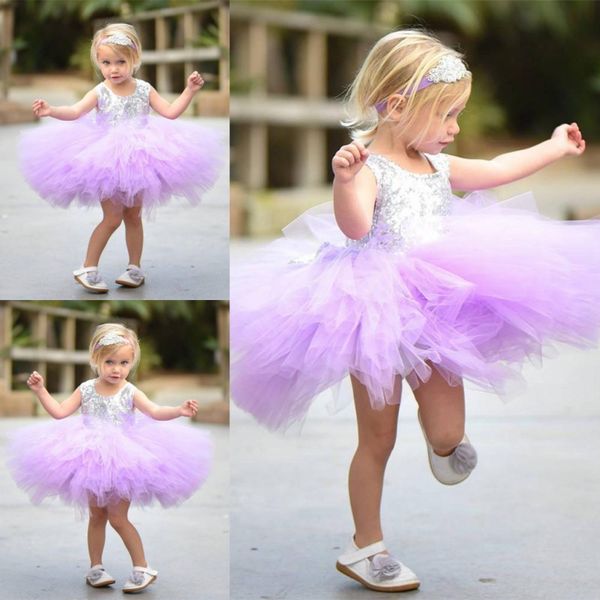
[
  {"x1": 349, "y1": 375, "x2": 401, "y2": 548},
  {"x1": 88, "y1": 502, "x2": 109, "y2": 566},
  {"x1": 107, "y1": 500, "x2": 147, "y2": 567},
  {"x1": 83, "y1": 200, "x2": 124, "y2": 267},
  {"x1": 413, "y1": 367, "x2": 465, "y2": 456},
  {"x1": 122, "y1": 205, "x2": 143, "y2": 266}
]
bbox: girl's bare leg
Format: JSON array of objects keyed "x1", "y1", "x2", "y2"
[
  {"x1": 349, "y1": 375, "x2": 401, "y2": 548},
  {"x1": 122, "y1": 205, "x2": 143, "y2": 266},
  {"x1": 413, "y1": 367, "x2": 465, "y2": 456},
  {"x1": 83, "y1": 200, "x2": 124, "y2": 267},
  {"x1": 107, "y1": 500, "x2": 147, "y2": 567},
  {"x1": 88, "y1": 502, "x2": 109, "y2": 566}
]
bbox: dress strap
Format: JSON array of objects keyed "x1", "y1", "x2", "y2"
[{"x1": 424, "y1": 152, "x2": 450, "y2": 178}]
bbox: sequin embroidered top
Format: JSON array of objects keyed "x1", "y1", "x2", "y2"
[
  {"x1": 80, "y1": 379, "x2": 135, "y2": 426},
  {"x1": 347, "y1": 153, "x2": 452, "y2": 252},
  {"x1": 95, "y1": 79, "x2": 151, "y2": 126}
]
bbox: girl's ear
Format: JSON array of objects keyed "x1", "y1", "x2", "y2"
[{"x1": 383, "y1": 94, "x2": 406, "y2": 121}]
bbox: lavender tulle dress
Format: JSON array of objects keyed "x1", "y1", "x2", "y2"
[
  {"x1": 7, "y1": 379, "x2": 212, "y2": 509},
  {"x1": 18, "y1": 79, "x2": 222, "y2": 211},
  {"x1": 231, "y1": 153, "x2": 600, "y2": 430}
]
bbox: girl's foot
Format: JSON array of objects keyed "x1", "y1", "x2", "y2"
[
  {"x1": 115, "y1": 264, "x2": 145, "y2": 288},
  {"x1": 73, "y1": 267, "x2": 109, "y2": 294},
  {"x1": 122, "y1": 566, "x2": 158, "y2": 594},
  {"x1": 418, "y1": 410, "x2": 478, "y2": 485},
  {"x1": 85, "y1": 564, "x2": 115, "y2": 588},
  {"x1": 336, "y1": 539, "x2": 420, "y2": 592}
]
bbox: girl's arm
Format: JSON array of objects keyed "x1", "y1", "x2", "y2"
[
  {"x1": 149, "y1": 71, "x2": 204, "y2": 120},
  {"x1": 448, "y1": 123, "x2": 585, "y2": 192},
  {"x1": 332, "y1": 141, "x2": 377, "y2": 240},
  {"x1": 33, "y1": 89, "x2": 98, "y2": 121},
  {"x1": 26, "y1": 371, "x2": 82, "y2": 419},
  {"x1": 133, "y1": 388, "x2": 199, "y2": 421}
]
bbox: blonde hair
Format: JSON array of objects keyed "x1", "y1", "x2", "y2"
[
  {"x1": 91, "y1": 23, "x2": 142, "y2": 75},
  {"x1": 343, "y1": 30, "x2": 472, "y2": 146},
  {"x1": 89, "y1": 323, "x2": 140, "y2": 374}
]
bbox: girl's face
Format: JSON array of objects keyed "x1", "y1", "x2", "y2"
[
  {"x1": 97, "y1": 45, "x2": 132, "y2": 85},
  {"x1": 405, "y1": 100, "x2": 467, "y2": 155},
  {"x1": 98, "y1": 345, "x2": 135, "y2": 386}
]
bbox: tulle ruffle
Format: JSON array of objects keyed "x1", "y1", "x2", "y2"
[
  {"x1": 18, "y1": 115, "x2": 223, "y2": 212},
  {"x1": 231, "y1": 192, "x2": 600, "y2": 430},
  {"x1": 7, "y1": 415, "x2": 212, "y2": 509}
]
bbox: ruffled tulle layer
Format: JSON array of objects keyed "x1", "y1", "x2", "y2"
[
  {"x1": 231, "y1": 192, "x2": 600, "y2": 430},
  {"x1": 7, "y1": 415, "x2": 212, "y2": 509},
  {"x1": 18, "y1": 115, "x2": 223, "y2": 211}
]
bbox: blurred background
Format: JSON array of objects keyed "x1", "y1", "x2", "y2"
[
  {"x1": 0, "y1": 300, "x2": 229, "y2": 424},
  {"x1": 230, "y1": 0, "x2": 600, "y2": 238}
]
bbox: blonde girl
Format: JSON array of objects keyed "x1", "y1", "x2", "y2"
[
  {"x1": 19, "y1": 23, "x2": 222, "y2": 293},
  {"x1": 8, "y1": 323, "x2": 212, "y2": 593}
]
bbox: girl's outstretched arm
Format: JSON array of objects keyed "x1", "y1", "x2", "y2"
[
  {"x1": 32, "y1": 89, "x2": 98, "y2": 121},
  {"x1": 149, "y1": 71, "x2": 204, "y2": 120},
  {"x1": 448, "y1": 123, "x2": 585, "y2": 192},
  {"x1": 332, "y1": 141, "x2": 377, "y2": 240},
  {"x1": 133, "y1": 388, "x2": 199, "y2": 421},
  {"x1": 26, "y1": 371, "x2": 82, "y2": 419}
]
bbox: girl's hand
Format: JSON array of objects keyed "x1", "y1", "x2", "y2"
[
  {"x1": 186, "y1": 71, "x2": 205, "y2": 93},
  {"x1": 32, "y1": 99, "x2": 51, "y2": 118},
  {"x1": 332, "y1": 141, "x2": 369, "y2": 184},
  {"x1": 552, "y1": 122, "x2": 586, "y2": 156},
  {"x1": 27, "y1": 371, "x2": 45, "y2": 392},
  {"x1": 179, "y1": 399, "x2": 199, "y2": 418}
]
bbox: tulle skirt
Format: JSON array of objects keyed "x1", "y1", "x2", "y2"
[
  {"x1": 18, "y1": 114, "x2": 223, "y2": 212},
  {"x1": 231, "y1": 192, "x2": 600, "y2": 430},
  {"x1": 7, "y1": 415, "x2": 212, "y2": 510}
]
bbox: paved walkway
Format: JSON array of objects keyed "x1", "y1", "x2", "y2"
[
  {"x1": 0, "y1": 115, "x2": 228, "y2": 300},
  {"x1": 230, "y1": 345, "x2": 600, "y2": 600},
  {"x1": 0, "y1": 418, "x2": 228, "y2": 600}
]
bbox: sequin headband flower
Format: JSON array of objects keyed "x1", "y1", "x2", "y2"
[
  {"x1": 100, "y1": 34, "x2": 136, "y2": 50},
  {"x1": 375, "y1": 55, "x2": 470, "y2": 112},
  {"x1": 95, "y1": 333, "x2": 129, "y2": 349}
]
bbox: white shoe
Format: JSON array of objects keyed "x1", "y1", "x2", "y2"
[
  {"x1": 73, "y1": 266, "x2": 108, "y2": 294},
  {"x1": 85, "y1": 564, "x2": 115, "y2": 588},
  {"x1": 122, "y1": 566, "x2": 158, "y2": 594},
  {"x1": 336, "y1": 539, "x2": 420, "y2": 592},
  {"x1": 115, "y1": 264, "x2": 145, "y2": 288},
  {"x1": 418, "y1": 410, "x2": 478, "y2": 485}
]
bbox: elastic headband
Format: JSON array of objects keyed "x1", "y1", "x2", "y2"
[
  {"x1": 375, "y1": 55, "x2": 470, "y2": 112},
  {"x1": 95, "y1": 333, "x2": 129, "y2": 349},
  {"x1": 100, "y1": 34, "x2": 136, "y2": 50}
]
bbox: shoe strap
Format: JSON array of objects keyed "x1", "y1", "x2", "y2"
[
  {"x1": 338, "y1": 540, "x2": 387, "y2": 566},
  {"x1": 133, "y1": 566, "x2": 158, "y2": 576},
  {"x1": 73, "y1": 266, "x2": 99, "y2": 276}
]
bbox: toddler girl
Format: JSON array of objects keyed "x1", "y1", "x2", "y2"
[
  {"x1": 19, "y1": 23, "x2": 222, "y2": 293},
  {"x1": 231, "y1": 30, "x2": 600, "y2": 592},
  {"x1": 7, "y1": 323, "x2": 212, "y2": 593}
]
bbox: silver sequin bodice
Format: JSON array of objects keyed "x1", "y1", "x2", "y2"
[
  {"x1": 80, "y1": 379, "x2": 135, "y2": 425},
  {"x1": 95, "y1": 79, "x2": 151, "y2": 126},
  {"x1": 347, "y1": 153, "x2": 453, "y2": 252}
]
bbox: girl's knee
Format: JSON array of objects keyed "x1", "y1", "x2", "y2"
[
  {"x1": 89, "y1": 506, "x2": 108, "y2": 525},
  {"x1": 101, "y1": 214, "x2": 123, "y2": 231},
  {"x1": 425, "y1": 425, "x2": 464, "y2": 454},
  {"x1": 123, "y1": 208, "x2": 142, "y2": 227},
  {"x1": 108, "y1": 513, "x2": 129, "y2": 531},
  {"x1": 360, "y1": 428, "x2": 397, "y2": 462}
]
